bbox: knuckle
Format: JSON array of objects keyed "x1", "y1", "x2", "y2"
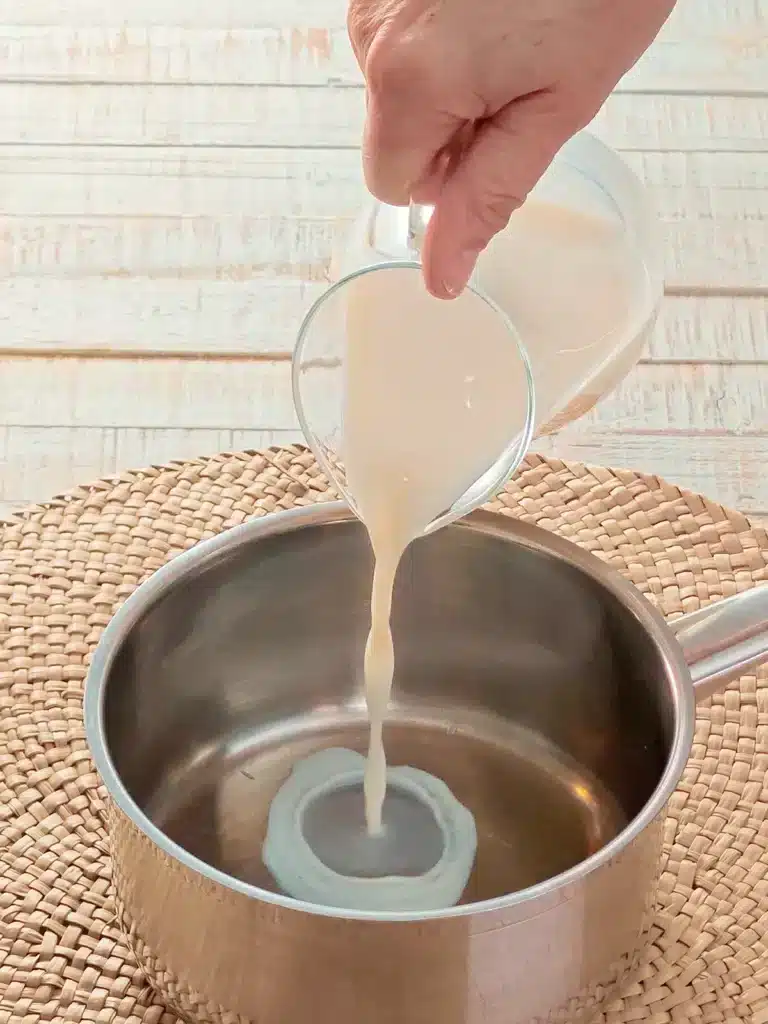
[
  {"x1": 347, "y1": 1, "x2": 376, "y2": 60},
  {"x1": 365, "y1": 32, "x2": 432, "y2": 101}
]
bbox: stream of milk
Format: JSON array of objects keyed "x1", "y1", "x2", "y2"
[{"x1": 342, "y1": 197, "x2": 644, "y2": 835}]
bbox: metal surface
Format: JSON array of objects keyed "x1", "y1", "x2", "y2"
[
  {"x1": 85, "y1": 504, "x2": 768, "y2": 1024},
  {"x1": 671, "y1": 585, "x2": 768, "y2": 701}
]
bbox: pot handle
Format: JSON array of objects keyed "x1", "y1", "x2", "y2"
[{"x1": 670, "y1": 585, "x2": 768, "y2": 703}]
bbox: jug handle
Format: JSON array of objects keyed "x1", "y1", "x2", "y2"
[
  {"x1": 669, "y1": 585, "x2": 768, "y2": 703},
  {"x1": 406, "y1": 202, "x2": 431, "y2": 258}
]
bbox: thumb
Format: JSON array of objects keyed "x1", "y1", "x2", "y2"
[{"x1": 422, "y1": 93, "x2": 580, "y2": 298}]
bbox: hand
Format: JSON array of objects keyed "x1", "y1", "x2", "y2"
[{"x1": 348, "y1": 0, "x2": 675, "y2": 298}]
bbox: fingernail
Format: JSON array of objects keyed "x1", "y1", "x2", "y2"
[{"x1": 441, "y1": 249, "x2": 477, "y2": 298}]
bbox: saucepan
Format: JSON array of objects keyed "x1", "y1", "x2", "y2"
[{"x1": 84, "y1": 502, "x2": 768, "y2": 1024}]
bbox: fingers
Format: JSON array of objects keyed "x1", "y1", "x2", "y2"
[
  {"x1": 363, "y1": 86, "x2": 456, "y2": 206},
  {"x1": 407, "y1": 124, "x2": 475, "y2": 204},
  {"x1": 349, "y1": 0, "x2": 470, "y2": 206},
  {"x1": 422, "y1": 92, "x2": 581, "y2": 298},
  {"x1": 362, "y1": 32, "x2": 461, "y2": 206}
]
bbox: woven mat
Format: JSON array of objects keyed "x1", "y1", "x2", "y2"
[{"x1": 1, "y1": 447, "x2": 767, "y2": 1024}]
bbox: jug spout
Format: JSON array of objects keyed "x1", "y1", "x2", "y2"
[{"x1": 670, "y1": 585, "x2": 768, "y2": 702}]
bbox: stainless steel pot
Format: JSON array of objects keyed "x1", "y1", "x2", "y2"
[{"x1": 84, "y1": 503, "x2": 768, "y2": 1024}]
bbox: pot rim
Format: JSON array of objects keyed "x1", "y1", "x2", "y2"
[{"x1": 84, "y1": 501, "x2": 695, "y2": 922}]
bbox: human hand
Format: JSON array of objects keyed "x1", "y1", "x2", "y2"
[{"x1": 348, "y1": 0, "x2": 675, "y2": 298}]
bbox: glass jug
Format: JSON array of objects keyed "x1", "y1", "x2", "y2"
[
  {"x1": 293, "y1": 259, "x2": 536, "y2": 537},
  {"x1": 332, "y1": 130, "x2": 663, "y2": 437}
]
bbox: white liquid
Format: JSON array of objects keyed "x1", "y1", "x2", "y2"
[
  {"x1": 342, "y1": 197, "x2": 644, "y2": 835},
  {"x1": 478, "y1": 196, "x2": 653, "y2": 432}
]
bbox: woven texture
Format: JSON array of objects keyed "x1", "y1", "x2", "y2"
[{"x1": 1, "y1": 446, "x2": 767, "y2": 1024}]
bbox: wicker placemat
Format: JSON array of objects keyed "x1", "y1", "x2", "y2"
[{"x1": 0, "y1": 447, "x2": 767, "y2": 1024}]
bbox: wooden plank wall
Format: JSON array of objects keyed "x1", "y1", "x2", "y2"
[{"x1": 0, "y1": 0, "x2": 765, "y2": 522}]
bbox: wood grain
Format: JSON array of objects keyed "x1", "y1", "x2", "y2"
[
  {"x1": 650, "y1": 297, "x2": 768, "y2": 363},
  {"x1": 0, "y1": 147, "x2": 762, "y2": 357},
  {"x1": 1, "y1": 279, "x2": 764, "y2": 363},
  {"x1": 0, "y1": 424, "x2": 301, "y2": 510},
  {"x1": 0, "y1": 277, "x2": 325, "y2": 355},
  {"x1": 0, "y1": 0, "x2": 760, "y2": 31},
  {"x1": 582, "y1": 364, "x2": 768, "y2": 434},
  {"x1": 0, "y1": 11, "x2": 764, "y2": 93},
  {"x1": 533, "y1": 431, "x2": 768, "y2": 517},
  {"x1": 0, "y1": 0, "x2": 353, "y2": 25},
  {"x1": 0, "y1": 147, "x2": 762, "y2": 218},
  {"x1": 0, "y1": 85, "x2": 765, "y2": 150},
  {"x1": 0, "y1": 207, "x2": 758, "y2": 290},
  {"x1": 0, "y1": 0, "x2": 764, "y2": 521},
  {"x1": 0, "y1": 356, "x2": 764, "y2": 433},
  {"x1": 1, "y1": 427, "x2": 766, "y2": 522}
]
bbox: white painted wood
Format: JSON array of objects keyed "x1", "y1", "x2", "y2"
[
  {"x1": 0, "y1": 357, "x2": 764, "y2": 433},
  {"x1": 4, "y1": 27, "x2": 353, "y2": 86},
  {"x1": 649, "y1": 297, "x2": 768, "y2": 362},
  {"x1": 0, "y1": 280, "x2": 764, "y2": 363},
  {"x1": 621, "y1": 151, "x2": 768, "y2": 194},
  {"x1": 582, "y1": 363, "x2": 768, "y2": 433},
  {"x1": 0, "y1": 501, "x2": 33, "y2": 520},
  {"x1": 0, "y1": 0, "x2": 758, "y2": 31},
  {"x1": 0, "y1": 148, "x2": 762, "y2": 219},
  {"x1": 0, "y1": 278, "x2": 326, "y2": 355},
  {"x1": 0, "y1": 85, "x2": 765, "y2": 151},
  {"x1": 0, "y1": 215, "x2": 339, "y2": 285},
  {"x1": 0, "y1": 147, "x2": 762, "y2": 358},
  {"x1": 0, "y1": 207, "x2": 758, "y2": 290},
  {"x1": 115, "y1": 426, "x2": 303, "y2": 467},
  {"x1": 1, "y1": 427, "x2": 767, "y2": 521},
  {"x1": 0, "y1": 424, "x2": 302, "y2": 508},
  {"x1": 0, "y1": 148, "x2": 762, "y2": 287},
  {"x1": 0, "y1": 357, "x2": 295, "y2": 430},
  {"x1": 0, "y1": 0, "x2": 763, "y2": 523},
  {"x1": 0, "y1": 215, "x2": 337, "y2": 279},
  {"x1": 535, "y1": 432, "x2": 768, "y2": 516},
  {"x1": 0, "y1": 146, "x2": 366, "y2": 218},
  {"x1": 0, "y1": 280, "x2": 289, "y2": 356},
  {"x1": 0, "y1": 16, "x2": 763, "y2": 94},
  {"x1": 0, "y1": 0, "x2": 338, "y2": 25}
]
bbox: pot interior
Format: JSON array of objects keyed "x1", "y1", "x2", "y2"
[{"x1": 102, "y1": 516, "x2": 676, "y2": 907}]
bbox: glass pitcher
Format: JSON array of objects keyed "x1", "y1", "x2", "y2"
[
  {"x1": 332, "y1": 130, "x2": 663, "y2": 438},
  {"x1": 293, "y1": 259, "x2": 536, "y2": 537}
]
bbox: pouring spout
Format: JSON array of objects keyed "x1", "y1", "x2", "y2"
[{"x1": 670, "y1": 585, "x2": 768, "y2": 703}]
